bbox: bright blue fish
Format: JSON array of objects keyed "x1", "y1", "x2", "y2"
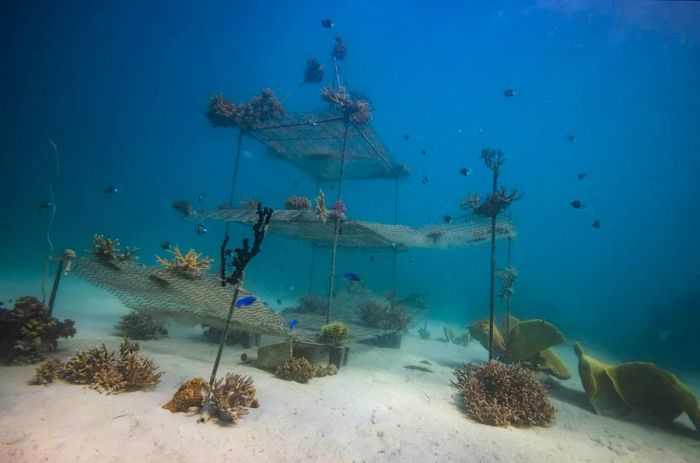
[
  {"x1": 344, "y1": 272, "x2": 361, "y2": 282},
  {"x1": 289, "y1": 319, "x2": 298, "y2": 330},
  {"x1": 235, "y1": 296, "x2": 256, "y2": 308}
]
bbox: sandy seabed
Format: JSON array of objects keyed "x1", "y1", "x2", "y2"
[{"x1": 1, "y1": 278, "x2": 699, "y2": 463}]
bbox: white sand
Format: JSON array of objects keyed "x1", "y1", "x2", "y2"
[{"x1": 1, "y1": 282, "x2": 699, "y2": 462}]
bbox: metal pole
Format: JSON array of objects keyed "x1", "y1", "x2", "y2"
[
  {"x1": 47, "y1": 249, "x2": 76, "y2": 317},
  {"x1": 504, "y1": 237, "x2": 512, "y2": 347},
  {"x1": 308, "y1": 179, "x2": 320, "y2": 293},
  {"x1": 392, "y1": 177, "x2": 399, "y2": 288},
  {"x1": 209, "y1": 285, "x2": 241, "y2": 387},
  {"x1": 326, "y1": 119, "x2": 350, "y2": 324},
  {"x1": 224, "y1": 130, "x2": 245, "y2": 236},
  {"x1": 487, "y1": 169, "x2": 499, "y2": 362}
]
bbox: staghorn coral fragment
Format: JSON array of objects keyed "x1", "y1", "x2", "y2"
[
  {"x1": 206, "y1": 89, "x2": 284, "y2": 130},
  {"x1": 274, "y1": 357, "x2": 315, "y2": 384},
  {"x1": 163, "y1": 377, "x2": 207, "y2": 413},
  {"x1": 452, "y1": 361, "x2": 555, "y2": 427},
  {"x1": 315, "y1": 189, "x2": 328, "y2": 223},
  {"x1": 114, "y1": 311, "x2": 168, "y2": 340},
  {"x1": 30, "y1": 358, "x2": 64, "y2": 385},
  {"x1": 203, "y1": 373, "x2": 260, "y2": 422},
  {"x1": 156, "y1": 246, "x2": 213, "y2": 278},
  {"x1": 320, "y1": 85, "x2": 371, "y2": 123},
  {"x1": 92, "y1": 234, "x2": 138, "y2": 263},
  {"x1": 62, "y1": 344, "x2": 114, "y2": 384}
]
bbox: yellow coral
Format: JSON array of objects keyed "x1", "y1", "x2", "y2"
[{"x1": 156, "y1": 246, "x2": 212, "y2": 277}]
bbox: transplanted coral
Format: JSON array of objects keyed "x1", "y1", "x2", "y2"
[
  {"x1": 314, "y1": 363, "x2": 339, "y2": 378},
  {"x1": 452, "y1": 361, "x2": 555, "y2": 427},
  {"x1": 284, "y1": 195, "x2": 312, "y2": 210},
  {"x1": 156, "y1": 246, "x2": 213, "y2": 277},
  {"x1": 358, "y1": 298, "x2": 412, "y2": 332},
  {"x1": 92, "y1": 234, "x2": 138, "y2": 264},
  {"x1": 206, "y1": 88, "x2": 284, "y2": 130},
  {"x1": 114, "y1": 311, "x2": 168, "y2": 340},
  {"x1": 59, "y1": 339, "x2": 162, "y2": 394},
  {"x1": 163, "y1": 377, "x2": 207, "y2": 413},
  {"x1": 30, "y1": 358, "x2": 64, "y2": 385},
  {"x1": 274, "y1": 357, "x2": 316, "y2": 384},
  {"x1": 201, "y1": 373, "x2": 260, "y2": 423},
  {"x1": 0, "y1": 296, "x2": 76, "y2": 365},
  {"x1": 320, "y1": 85, "x2": 371, "y2": 123},
  {"x1": 318, "y1": 322, "x2": 349, "y2": 345}
]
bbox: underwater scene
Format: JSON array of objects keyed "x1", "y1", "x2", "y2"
[{"x1": 1, "y1": 1, "x2": 699, "y2": 462}]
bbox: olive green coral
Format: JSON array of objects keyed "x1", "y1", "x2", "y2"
[
  {"x1": 114, "y1": 311, "x2": 168, "y2": 340},
  {"x1": 274, "y1": 357, "x2": 315, "y2": 383},
  {"x1": 452, "y1": 361, "x2": 555, "y2": 427},
  {"x1": 30, "y1": 358, "x2": 64, "y2": 385},
  {"x1": 319, "y1": 322, "x2": 349, "y2": 345}
]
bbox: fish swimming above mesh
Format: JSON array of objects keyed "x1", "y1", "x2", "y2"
[
  {"x1": 186, "y1": 207, "x2": 515, "y2": 250},
  {"x1": 72, "y1": 257, "x2": 288, "y2": 337}
]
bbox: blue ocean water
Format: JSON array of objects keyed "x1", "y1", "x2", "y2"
[{"x1": 1, "y1": 0, "x2": 699, "y2": 375}]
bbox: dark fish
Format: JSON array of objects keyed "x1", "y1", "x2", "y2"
[
  {"x1": 37, "y1": 200, "x2": 53, "y2": 211},
  {"x1": 459, "y1": 167, "x2": 471, "y2": 176},
  {"x1": 344, "y1": 272, "x2": 361, "y2": 282},
  {"x1": 503, "y1": 88, "x2": 516, "y2": 98},
  {"x1": 421, "y1": 149, "x2": 426, "y2": 155},
  {"x1": 369, "y1": 256, "x2": 375, "y2": 263},
  {"x1": 276, "y1": 298, "x2": 282, "y2": 305},
  {"x1": 224, "y1": 248, "x2": 233, "y2": 257},
  {"x1": 235, "y1": 296, "x2": 256, "y2": 308},
  {"x1": 570, "y1": 200, "x2": 583, "y2": 209},
  {"x1": 195, "y1": 224, "x2": 207, "y2": 235},
  {"x1": 289, "y1": 319, "x2": 299, "y2": 330},
  {"x1": 577, "y1": 172, "x2": 586, "y2": 180},
  {"x1": 443, "y1": 215, "x2": 452, "y2": 224},
  {"x1": 422, "y1": 176, "x2": 429, "y2": 185},
  {"x1": 403, "y1": 133, "x2": 411, "y2": 140},
  {"x1": 160, "y1": 240, "x2": 171, "y2": 250},
  {"x1": 566, "y1": 134, "x2": 577, "y2": 142},
  {"x1": 321, "y1": 19, "x2": 334, "y2": 29},
  {"x1": 0, "y1": 301, "x2": 3, "y2": 306},
  {"x1": 592, "y1": 220, "x2": 601, "y2": 229},
  {"x1": 198, "y1": 195, "x2": 203, "y2": 202},
  {"x1": 103, "y1": 185, "x2": 119, "y2": 194}
]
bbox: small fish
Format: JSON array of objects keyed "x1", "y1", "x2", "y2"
[
  {"x1": 103, "y1": 185, "x2": 119, "y2": 194},
  {"x1": 195, "y1": 224, "x2": 207, "y2": 235},
  {"x1": 344, "y1": 272, "x2": 361, "y2": 282},
  {"x1": 421, "y1": 149, "x2": 426, "y2": 155},
  {"x1": 422, "y1": 176, "x2": 429, "y2": 185},
  {"x1": 198, "y1": 195, "x2": 203, "y2": 202},
  {"x1": 478, "y1": 128, "x2": 484, "y2": 134},
  {"x1": 569, "y1": 200, "x2": 583, "y2": 209},
  {"x1": 443, "y1": 215, "x2": 452, "y2": 224},
  {"x1": 390, "y1": 242, "x2": 397, "y2": 249},
  {"x1": 276, "y1": 298, "x2": 282, "y2": 305},
  {"x1": 37, "y1": 200, "x2": 53, "y2": 211},
  {"x1": 577, "y1": 172, "x2": 587, "y2": 180},
  {"x1": 503, "y1": 88, "x2": 516, "y2": 98},
  {"x1": 459, "y1": 167, "x2": 471, "y2": 176},
  {"x1": 235, "y1": 296, "x2": 256, "y2": 308},
  {"x1": 409, "y1": 257, "x2": 415, "y2": 263},
  {"x1": 566, "y1": 134, "x2": 577, "y2": 142},
  {"x1": 321, "y1": 19, "x2": 333, "y2": 29},
  {"x1": 592, "y1": 220, "x2": 601, "y2": 229},
  {"x1": 242, "y1": 150, "x2": 253, "y2": 158},
  {"x1": 369, "y1": 256, "x2": 375, "y2": 263},
  {"x1": 160, "y1": 240, "x2": 171, "y2": 250},
  {"x1": 289, "y1": 319, "x2": 299, "y2": 330},
  {"x1": 403, "y1": 133, "x2": 411, "y2": 140}
]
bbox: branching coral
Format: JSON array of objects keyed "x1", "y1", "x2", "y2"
[
  {"x1": 30, "y1": 358, "x2": 64, "y2": 385},
  {"x1": 320, "y1": 85, "x2": 371, "y2": 123},
  {"x1": 498, "y1": 266, "x2": 518, "y2": 301},
  {"x1": 240, "y1": 197, "x2": 260, "y2": 210},
  {"x1": 304, "y1": 58, "x2": 324, "y2": 83},
  {"x1": 319, "y1": 322, "x2": 349, "y2": 345},
  {"x1": 156, "y1": 246, "x2": 213, "y2": 277},
  {"x1": 274, "y1": 357, "x2": 316, "y2": 383},
  {"x1": 0, "y1": 296, "x2": 76, "y2": 365},
  {"x1": 358, "y1": 298, "x2": 412, "y2": 332},
  {"x1": 452, "y1": 361, "x2": 555, "y2": 427},
  {"x1": 114, "y1": 311, "x2": 167, "y2": 340},
  {"x1": 206, "y1": 89, "x2": 284, "y2": 130},
  {"x1": 92, "y1": 234, "x2": 138, "y2": 263},
  {"x1": 331, "y1": 33, "x2": 347, "y2": 60},
  {"x1": 462, "y1": 188, "x2": 522, "y2": 218},
  {"x1": 293, "y1": 293, "x2": 326, "y2": 314},
  {"x1": 202, "y1": 373, "x2": 260, "y2": 422},
  {"x1": 62, "y1": 344, "x2": 114, "y2": 384},
  {"x1": 315, "y1": 189, "x2": 328, "y2": 223},
  {"x1": 284, "y1": 195, "x2": 312, "y2": 210},
  {"x1": 163, "y1": 377, "x2": 207, "y2": 413},
  {"x1": 172, "y1": 200, "x2": 194, "y2": 216}
]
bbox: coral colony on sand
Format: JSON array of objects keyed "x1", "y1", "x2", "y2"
[
  {"x1": 0, "y1": 296, "x2": 75, "y2": 365},
  {"x1": 275, "y1": 357, "x2": 316, "y2": 384},
  {"x1": 114, "y1": 311, "x2": 168, "y2": 340},
  {"x1": 462, "y1": 148, "x2": 521, "y2": 361}
]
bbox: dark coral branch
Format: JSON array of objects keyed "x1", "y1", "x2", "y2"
[
  {"x1": 320, "y1": 86, "x2": 371, "y2": 123},
  {"x1": 223, "y1": 203, "x2": 273, "y2": 287}
]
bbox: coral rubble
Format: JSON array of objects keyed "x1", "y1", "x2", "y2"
[
  {"x1": 284, "y1": 195, "x2": 312, "y2": 210},
  {"x1": 163, "y1": 377, "x2": 207, "y2": 413},
  {"x1": 319, "y1": 322, "x2": 349, "y2": 345},
  {"x1": 156, "y1": 246, "x2": 213, "y2": 277},
  {"x1": 274, "y1": 357, "x2": 316, "y2": 383},
  {"x1": 92, "y1": 234, "x2": 138, "y2": 264},
  {"x1": 452, "y1": 361, "x2": 555, "y2": 427},
  {"x1": 114, "y1": 311, "x2": 168, "y2": 340},
  {"x1": 0, "y1": 296, "x2": 76, "y2": 365}
]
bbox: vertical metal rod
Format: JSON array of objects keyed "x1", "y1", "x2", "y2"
[
  {"x1": 392, "y1": 177, "x2": 399, "y2": 289},
  {"x1": 47, "y1": 258, "x2": 65, "y2": 317},
  {"x1": 308, "y1": 179, "x2": 320, "y2": 293},
  {"x1": 504, "y1": 237, "x2": 513, "y2": 349},
  {"x1": 326, "y1": 119, "x2": 350, "y2": 324},
  {"x1": 224, "y1": 130, "x2": 245, "y2": 236},
  {"x1": 487, "y1": 170, "x2": 499, "y2": 362},
  {"x1": 209, "y1": 285, "x2": 241, "y2": 387}
]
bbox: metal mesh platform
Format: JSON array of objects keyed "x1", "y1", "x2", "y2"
[
  {"x1": 191, "y1": 208, "x2": 515, "y2": 250},
  {"x1": 72, "y1": 257, "x2": 288, "y2": 337}
]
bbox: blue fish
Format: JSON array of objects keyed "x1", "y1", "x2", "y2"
[
  {"x1": 289, "y1": 319, "x2": 298, "y2": 330},
  {"x1": 344, "y1": 272, "x2": 361, "y2": 282},
  {"x1": 235, "y1": 296, "x2": 256, "y2": 308}
]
